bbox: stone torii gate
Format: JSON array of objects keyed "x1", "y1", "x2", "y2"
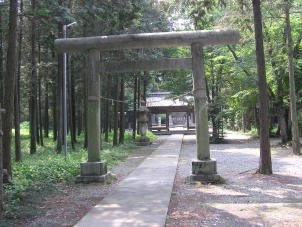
[{"x1": 55, "y1": 29, "x2": 239, "y2": 183}]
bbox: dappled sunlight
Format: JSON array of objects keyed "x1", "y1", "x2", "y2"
[
  {"x1": 205, "y1": 202, "x2": 302, "y2": 225},
  {"x1": 248, "y1": 187, "x2": 290, "y2": 199},
  {"x1": 212, "y1": 147, "x2": 260, "y2": 155},
  {"x1": 197, "y1": 185, "x2": 249, "y2": 197},
  {"x1": 97, "y1": 203, "x2": 121, "y2": 209},
  {"x1": 166, "y1": 134, "x2": 302, "y2": 226}
]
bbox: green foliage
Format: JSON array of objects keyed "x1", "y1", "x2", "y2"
[{"x1": 2, "y1": 126, "x2": 147, "y2": 219}]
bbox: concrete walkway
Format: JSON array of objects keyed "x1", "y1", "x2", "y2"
[{"x1": 75, "y1": 134, "x2": 183, "y2": 227}]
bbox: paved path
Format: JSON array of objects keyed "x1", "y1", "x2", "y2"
[{"x1": 75, "y1": 134, "x2": 183, "y2": 227}]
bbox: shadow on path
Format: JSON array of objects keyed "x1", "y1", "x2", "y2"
[{"x1": 166, "y1": 133, "x2": 302, "y2": 227}]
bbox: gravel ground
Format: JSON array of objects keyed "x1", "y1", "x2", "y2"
[{"x1": 166, "y1": 132, "x2": 302, "y2": 227}]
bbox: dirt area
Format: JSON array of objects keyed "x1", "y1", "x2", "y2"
[
  {"x1": 3, "y1": 132, "x2": 302, "y2": 227},
  {"x1": 2, "y1": 136, "x2": 167, "y2": 227},
  {"x1": 166, "y1": 132, "x2": 302, "y2": 227}
]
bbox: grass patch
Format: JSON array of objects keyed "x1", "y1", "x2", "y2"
[{"x1": 2, "y1": 125, "x2": 156, "y2": 220}]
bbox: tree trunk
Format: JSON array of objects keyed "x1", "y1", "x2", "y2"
[
  {"x1": 278, "y1": 108, "x2": 288, "y2": 144},
  {"x1": 69, "y1": 56, "x2": 77, "y2": 149},
  {"x1": 38, "y1": 76, "x2": 43, "y2": 146},
  {"x1": 56, "y1": 21, "x2": 64, "y2": 153},
  {"x1": 268, "y1": 38, "x2": 290, "y2": 144},
  {"x1": 142, "y1": 75, "x2": 147, "y2": 102},
  {"x1": 252, "y1": 0, "x2": 272, "y2": 174},
  {"x1": 0, "y1": 104, "x2": 4, "y2": 211},
  {"x1": 83, "y1": 61, "x2": 88, "y2": 149},
  {"x1": 14, "y1": 0, "x2": 23, "y2": 162},
  {"x1": 284, "y1": 0, "x2": 301, "y2": 155},
  {"x1": 14, "y1": 66, "x2": 21, "y2": 161},
  {"x1": 133, "y1": 75, "x2": 137, "y2": 139},
  {"x1": 0, "y1": 10, "x2": 3, "y2": 105},
  {"x1": 52, "y1": 67, "x2": 57, "y2": 141},
  {"x1": 137, "y1": 77, "x2": 141, "y2": 134},
  {"x1": 113, "y1": 76, "x2": 120, "y2": 146},
  {"x1": 77, "y1": 99, "x2": 82, "y2": 136},
  {"x1": 119, "y1": 77, "x2": 125, "y2": 144},
  {"x1": 104, "y1": 75, "x2": 110, "y2": 142},
  {"x1": 14, "y1": 46, "x2": 21, "y2": 161},
  {"x1": 29, "y1": 0, "x2": 37, "y2": 154},
  {"x1": 3, "y1": 0, "x2": 18, "y2": 175},
  {"x1": 37, "y1": 31, "x2": 43, "y2": 146},
  {"x1": 44, "y1": 75, "x2": 49, "y2": 138},
  {"x1": 48, "y1": 43, "x2": 57, "y2": 141}
]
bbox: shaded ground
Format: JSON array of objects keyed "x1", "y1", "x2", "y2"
[
  {"x1": 3, "y1": 132, "x2": 302, "y2": 226},
  {"x1": 2, "y1": 136, "x2": 167, "y2": 227},
  {"x1": 166, "y1": 132, "x2": 302, "y2": 227}
]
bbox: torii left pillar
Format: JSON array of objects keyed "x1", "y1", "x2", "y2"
[{"x1": 76, "y1": 49, "x2": 108, "y2": 183}]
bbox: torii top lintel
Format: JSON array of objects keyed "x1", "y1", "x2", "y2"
[{"x1": 54, "y1": 29, "x2": 240, "y2": 53}]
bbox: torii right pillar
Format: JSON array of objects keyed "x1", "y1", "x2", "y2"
[{"x1": 191, "y1": 43, "x2": 220, "y2": 183}]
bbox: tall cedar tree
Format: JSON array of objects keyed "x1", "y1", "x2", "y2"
[
  {"x1": 37, "y1": 32, "x2": 44, "y2": 147},
  {"x1": 69, "y1": 57, "x2": 77, "y2": 149},
  {"x1": 14, "y1": 0, "x2": 23, "y2": 161},
  {"x1": 119, "y1": 77, "x2": 125, "y2": 144},
  {"x1": 252, "y1": 0, "x2": 272, "y2": 174},
  {"x1": 56, "y1": 0, "x2": 64, "y2": 153},
  {"x1": 0, "y1": 8, "x2": 3, "y2": 105},
  {"x1": 2, "y1": 0, "x2": 18, "y2": 175},
  {"x1": 0, "y1": 104, "x2": 4, "y2": 211},
  {"x1": 132, "y1": 75, "x2": 138, "y2": 139},
  {"x1": 29, "y1": 0, "x2": 37, "y2": 154},
  {"x1": 113, "y1": 76, "x2": 120, "y2": 146},
  {"x1": 284, "y1": 0, "x2": 301, "y2": 155}
]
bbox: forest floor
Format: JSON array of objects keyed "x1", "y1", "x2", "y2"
[{"x1": 3, "y1": 132, "x2": 302, "y2": 227}]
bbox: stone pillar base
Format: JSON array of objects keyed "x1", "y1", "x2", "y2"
[
  {"x1": 76, "y1": 161, "x2": 108, "y2": 183},
  {"x1": 191, "y1": 159, "x2": 221, "y2": 183},
  {"x1": 135, "y1": 138, "x2": 152, "y2": 146}
]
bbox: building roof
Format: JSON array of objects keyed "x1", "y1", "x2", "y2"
[{"x1": 146, "y1": 92, "x2": 194, "y2": 113}]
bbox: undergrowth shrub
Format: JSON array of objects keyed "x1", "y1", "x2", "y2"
[{"x1": 2, "y1": 128, "x2": 156, "y2": 219}]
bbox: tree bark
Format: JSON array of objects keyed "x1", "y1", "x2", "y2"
[
  {"x1": 14, "y1": 0, "x2": 23, "y2": 162},
  {"x1": 278, "y1": 108, "x2": 288, "y2": 143},
  {"x1": 3, "y1": 0, "x2": 18, "y2": 175},
  {"x1": 44, "y1": 75, "x2": 49, "y2": 138},
  {"x1": 119, "y1": 77, "x2": 125, "y2": 144},
  {"x1": 132, "y1": 75, "x2": 137, "y2": 139},
  {"x1": 77, "y1": 103, "x2": 82, "y2": 137},
  {"x1": 252, "y1": 0, "x2": 272, "y2": 174},
  {"x1": 143, "y1": 75, "x2": 147, "y2": 102},
  {"x1": 69, "y1": 56, "x2": 77, "y2": 149},
  {"x1": 56, "y1": 20, "x2": 64, "y2": 153},
  {"x1": 0, "y1": 104, "x2": 4, "y2": 211},
  {"x1": 52, "y1": 66, "x2": 57, "y2": 141},
  {"x1": 113, "y1": 76, "x2": 120, "y2": 146},
  {"x1": 37, "y1": 30, "x2": 43, "y2": 146},
  {"x1": 0, "y1": 9, "x2": 3, "y2": 105},
  {"x1": 14, "y1": 66, "x2": 21, "y2": 161},
  {"x1": 268, "y1": 40, "x2": 290, "y2": 144},
  {"x1": 137, "y1": 77, "x2": 141, "y2": 134},
  {"x1": 29, "y1": 0, "x2": 37, "y2": 154},
  {"x1": 104, "y1": 75, "x2": 110, "y2": 142},
  {"x1": 284, "y1": 0, "x2": 301, "y2": 155},
  {"x1": 83, "y1": 64, "x2": 88, "y2": 149}
]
